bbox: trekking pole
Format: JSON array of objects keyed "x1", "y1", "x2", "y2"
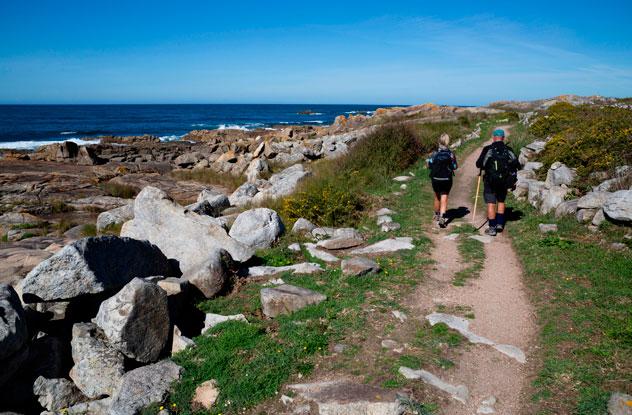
[{"x1": 472, "y1": 171, "x2": 482, "y2": 222}]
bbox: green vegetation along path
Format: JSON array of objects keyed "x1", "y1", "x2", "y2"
[{"x1": 409, "y1": 127, "x2": 537, "y2": 414}]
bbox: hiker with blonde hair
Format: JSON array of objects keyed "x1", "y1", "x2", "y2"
[{"x1": 427, "y1": 133, "x2": 458, "y2": 228}]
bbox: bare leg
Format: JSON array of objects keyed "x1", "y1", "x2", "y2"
[
  {"x1": 440, "y1": 194, "x2": 448, "y2": 216},
  {"x1": 498, "y1": 202, "x2": 506, "y2": 215},
  {"x1": 487, "y1": 203, "x2": 497, "y2": 220},
  {"x1": 433, "y1": 193, "x2": 440, "y2": 213}
]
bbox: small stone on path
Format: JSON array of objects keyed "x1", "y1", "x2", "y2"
[
  {"x1": 469, "y1": 235, "x2": 493, "y2": 244},
  {"x1": 376, "y1": 215, "x2": 393, "y2": 225},
  {"x1": 477, "y1": 396, "x2": 497, "y2": 414},
  {"x1": 381, "y1": 339, "x2": 399, "y2": 349},
  {"x1": 288, "y1": 243, "x2": 301, "y2": 251},
  {"x1": 444, "y1": 233, "x2": 459, "y2": 241},
  {"x1": 399, "y1": 366, "x2": 469, "y2": 403},
  {"x1": 393, "y1": 176, "x2": 413, "y2": 182},
  {"x1": 392, "y1": 310, "x2": 407, "y2": 322},
  {"x1": 400, "y1": 184, "x2": 407, "y2": 190},
  {"x1": 316, "y1": 237, "x2": 363, "y2": 250},
  {"x1": 349, "y1": 237, "x2": 414, "y2": 255}
]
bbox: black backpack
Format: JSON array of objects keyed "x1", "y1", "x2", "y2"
[
  {"x1": 484, "y1": 145, "x2": 518, "y2": 188},
  {"x1": 430, "y1": 149, "x2": 454, "y2": 179}
]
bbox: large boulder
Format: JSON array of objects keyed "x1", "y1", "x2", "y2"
[
  {"x1": 341, "y1": 257, "x2": 381, "y2": 277},
  {"x1": 252, "y1": 164, "x2": 310, "y2": 203},
  {"x1": 291, "y1": 218, "x2": 316, "y2": 234},
  {"x1": 189, "y1": 189, "x2": 230, "y2": 217},
  {"x1": 20, "y1": 236, "x2": 175, "y2": 302},
  {"x1": 185, "y1": 249, "x2": 232, "y2": 298},
  {"x1": 33, "y1": 376, "x2": 87, "y2": 412},
  {"x1": 96, "y1": 204, "x2": 134, "y2": 232},
  {"x1": 577, "y1": 191, "x2": 611, "y2": 209},
  {"x1": 70, "y1": 323, "x2": 125, "y2": 398},
  {"x1": 603, "y1": 190, "x2": 632, "y2": 222},
  {"x1": 555, "y1": 199, "x2": 579, "y2": 218},
  {"x1": 0, "y1": 284, "x2": 28, "y2": 361},
  {"x1": 545, "y1": 162, "x2": 576, "y2": 188},
  {"x1": 94, "y1": 278, "x2": 170, "y2": 363},
  {"x1": 120, "y1": 186, "x2": 254, "y2": 275},
  {"x1": 260, "y1": 284, "x2": 326, "y2": 318},
  {"x1": 245, "y1": 158, "x2": 270, "y2": 183},
  {"x1": 540, "y1": 186, "x2": 571, "y2": 214},
  {"x1": 229, "y1": 208, "x2": 285, "y2": 249},
  {"x1": 228, "y1": 182, "x2": 259, "y2": 206},
  {"x1": 527, "y1": 181, "x2": 546, "y2": 208},
  {"x1": 109, "y1": 360, "x2": 182, "y2": 415},
  {"x1": 0, "y1": 284, "x2": 29, "y2": 387}
]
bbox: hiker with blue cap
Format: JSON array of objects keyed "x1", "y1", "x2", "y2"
[{"x1": 475, "y1": 128, "x2": 520, "y2": 236}]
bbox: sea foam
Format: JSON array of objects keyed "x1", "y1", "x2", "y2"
[{"x1": 0, "y1": 137, "x2": 101, "y2": 150}]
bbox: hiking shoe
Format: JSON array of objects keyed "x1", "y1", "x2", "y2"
[
  {"x1": 484, "y1": 227, "x2": 497, "y2": 236},
  {"x1": 433, "y1": 213, "x2": 441, "y2": 221},
  {"x1": 439, "y1": 217, "x2": 447, "y2": 228},
  {"x1": 496, "y1": 224, "x2": 504, "y2": 232}
]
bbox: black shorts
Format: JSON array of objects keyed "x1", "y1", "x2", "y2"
[
  {"x1": 431, "y1": 178, "x2": 453, "y2": 195},
  {"x1": 483, "y1": 180, "x2": 508, "y2": 204}
]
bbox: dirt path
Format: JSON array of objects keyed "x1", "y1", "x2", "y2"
[{"x1": 411, "y1": 128, "x2": 537, "y2": 414}]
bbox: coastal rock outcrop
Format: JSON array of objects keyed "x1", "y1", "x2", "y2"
[
  {"x1": 20, "y1": 236, "x2": 174, "y2": 302},
  {"x1": 94, "y1": 278, "x2": 170, "y2": 363},
  {"x1": 121, "y1": 186, "x2": 254, "y2": 272}
]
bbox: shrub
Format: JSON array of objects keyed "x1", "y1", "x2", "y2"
[
  {"x1": 51, "y1": 200, "x2": 74, "y2": 213},
  {"x1": 530, "y1": 104, "x2": 632, "y2": 178},
  {"x1": 279, "y1": 123, "x2": 427, "y2": 227},
  {"x1": 282, "y1": 180, "x2": 364, "y2": 227},
  {"x1": 81, "y1": 224, "x2": 97, "y2": 237}
]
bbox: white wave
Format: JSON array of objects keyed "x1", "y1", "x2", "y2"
[
  {"x1": 0, "y1": 137, "x2": 101, "y2": 150},
  {"x1": 217, "y1": 123, "x2": 264, "y2": 131},
  {"x1": 309, "y1": 112, "x2": 323, "y2": 115},
  {"x1": 345, "y1": 111, "x2": 359, "y2": 114},
  {"x1": 60, "y1": 131, "x2": 78, "y2": 135},
  {"x1": 158, "y1": 134, "x2": 184, "y2": 142},
  {"x1": 305, "y1": 120, "x2": 324, "y2": 124}
]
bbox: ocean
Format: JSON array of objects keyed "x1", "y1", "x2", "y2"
[{"x1": 0, "y1": 104, "x2": 387, "y2": 150}]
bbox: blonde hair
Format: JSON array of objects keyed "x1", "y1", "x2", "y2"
[{"x1": 438, "y1": 133, "x2": 450, "y2": 147}]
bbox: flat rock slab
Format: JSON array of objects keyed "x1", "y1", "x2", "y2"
[
  {"x1": 203, "y1": 313, "x2": 248, "y2": 332},
  {"x1": 305, "y1": 243, "x2": 339, "y2": 262},
  {"x1": 469, "y1": 235, "x2": 494, "y2": 244},
  {"x1": 248, "y1": 262, "x2": 323, "y2": 277},
  {"x1": 349, "y1": 238, "x2": 414, "y2": 255},
  {"x1": 289, "y1": 380, "x2": 403, "y2": 415},
  {"x1": 392, "y1": 176, "x2": 413, "y2": 182},
  {"x1": 341, "y1": 257, "x2": 381, "y2": 277},
  {"x1": 399, "y1": 366, "x2": 469, "y2": 404},
  {"x1": 376, "y1": 215, "x2": 393, "y2": 225},
  {"x1": 444, "y1": 233, "x2": 460, "y2": 241},
  {"x1": 260, "y1": 284, "x2": 326, "y2": 318},
  {"x1": 381, "y1": 222, "x2": 401, "y2": 232},
  {"x1": 426, "y1": 312, "x2": 526, "y2": 363},
  {"x1": 316, "y1": 237, "x2": 364, "y2": 250}
]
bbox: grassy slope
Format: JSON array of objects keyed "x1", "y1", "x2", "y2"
[{"x1": 507, "y1": 170, "x2": 632, "y2": 414}]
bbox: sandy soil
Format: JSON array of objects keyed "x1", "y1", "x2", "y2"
[{"x1": 411, "y1": 127, "x2": 538, "y2": 415}]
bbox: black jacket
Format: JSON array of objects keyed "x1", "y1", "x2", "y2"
[{"x1": 476, "y1": 141, "x2": 520, "y2": 182}]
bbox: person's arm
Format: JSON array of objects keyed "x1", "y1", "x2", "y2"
[
  {"x1": 451, "y1": 152, "x2": 458, "y2": 171},
  {"x1": 475, "y1": 147, "x2": 488, "y2": 169},
  {"x1": 426, "y1": 151, "x2": 436, "y2": 168}
]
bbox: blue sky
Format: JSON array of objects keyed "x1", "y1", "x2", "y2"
[{"x1": 1, "y1": 1, "x2": 631, "y2": 105}]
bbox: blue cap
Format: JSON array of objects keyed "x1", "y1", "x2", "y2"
[{"x1": 492, "y1": 129, "x2": 505, "y2": 138}]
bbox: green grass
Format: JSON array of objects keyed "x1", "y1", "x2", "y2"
[
  {"x1": 81, "y1": 223, "x2": 97, "y2": 237},
  {"x1": 451, "y1": 224, "x2": 485, "y2": 286},
  {"x1": 507, "y1": 197, "x2": 632, "y2": 415},
  {"x1": 100, "y1": 182, "x2": 139, "y2": 199},
  {"x1": 10, "y1": 222, "x2": 45, "y2": 230}
]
